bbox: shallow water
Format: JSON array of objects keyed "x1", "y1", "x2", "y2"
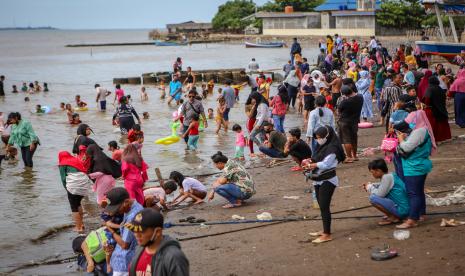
[{"x1": 0, "y1": 29, "x2": 317, "y2": 272}]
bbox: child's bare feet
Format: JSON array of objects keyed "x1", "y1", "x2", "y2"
[{"x1": 194, "y1": 199, "x2": 204, "y2": 205}]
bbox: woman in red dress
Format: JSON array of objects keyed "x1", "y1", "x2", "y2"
[{"x1": 422, "y1": 76, "x2": 451, "y2": 142}]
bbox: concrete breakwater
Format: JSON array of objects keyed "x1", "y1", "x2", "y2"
[{"x1": 113, "y1": 68, "x2": 281, "y2": 85}]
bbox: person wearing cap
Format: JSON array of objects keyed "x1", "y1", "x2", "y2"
[
  {"x1": 105, "y1": 187, "x2": 144, "y2": 276},
  {"x1": 127, "y1": 208, "x2": 189, "y2": 276}
]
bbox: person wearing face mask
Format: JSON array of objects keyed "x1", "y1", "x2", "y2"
[
  {"x1": 127, "y1": 208, "x2": 189, "y2": 276},
  {"x1": 303, "y1": 126, "x2": 345, "y2": 243},
  {"x1": 393, "y1": 110, "x2": 435, "y2": 229}
]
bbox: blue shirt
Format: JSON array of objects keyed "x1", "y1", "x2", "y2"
[
  {"x1": 222, "y1": 86, "x2": 236, "y2": 109},
  {"x1": 110, "y1": 201, "x2": 144, "y2": 272},
  {"x1": 169, "y1": 80, "x2": 182, "y2": 100}
]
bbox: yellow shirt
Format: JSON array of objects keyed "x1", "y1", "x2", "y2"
[{"x1": 405, "y1": 55, "x2": 417, "y2": 66}]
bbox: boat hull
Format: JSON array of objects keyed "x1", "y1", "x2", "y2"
[
  {"x1": 416, "y1": 41, "x2": 465, "y2": 61},
  {"x1": 245, "y1": 42, "x2": 284, "y2": 48}
]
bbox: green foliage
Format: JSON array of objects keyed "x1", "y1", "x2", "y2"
[
  {"x1": 212, "y1": 0, "x2": 256, "y2": 31},
  {"x1": 261, "y1": 0, "x2": 325, "y2": 12},
  {"x1": 376, "y1": 0, "x2": 425, "y2": 29}
]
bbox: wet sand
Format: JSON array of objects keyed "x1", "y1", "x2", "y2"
[{"x1": 14, "y1": 114, "x2": 465, "y2": 275}]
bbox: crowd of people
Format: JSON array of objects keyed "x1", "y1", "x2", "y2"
[{"x1": 1, "y1": 33, "x2": 465, "y2": 275}]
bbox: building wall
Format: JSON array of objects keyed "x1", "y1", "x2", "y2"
[
  {"x1": 262, "y1": 16, "x2": 321, "y2": 30},
  {"x1": 335, "y1": 16, "x2": 375, "y2": 29},
  {"x1": 262, "y1": 28, "x2": 375, "y2": 37}
]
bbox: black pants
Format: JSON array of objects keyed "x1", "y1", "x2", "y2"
[
  {"x1": 315, "y1": 181, "x2": 336, "y2": 234},
  {"x1": 287, "y1": 85, "x2": 298, "y2": 108},
  {"x1": 67, "y1": 191, "x2": 84, "y2": 212},
  {"x1": 20, "y1": 146, "x2": 35, "y2": 168}
]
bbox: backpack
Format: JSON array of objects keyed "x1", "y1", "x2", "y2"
[{"x1": 86, "y1": 227, "x2": 108, "y2": 263}]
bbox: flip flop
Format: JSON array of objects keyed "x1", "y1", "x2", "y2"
[
  {"x1": 222, "y1": 203, "x2": 241, "y2": 209},
  {"x1": 396, "y1": 222, "x2": 417, "y2": 229},
  {"x1": 377, "y1": 220, "x2": 399, "y2": 226},
  {"x1": 312, "y1": 237, "x2": 332, "y2": 244},
  {"x1": 308, "y1": 231, "x2": 323, "y2": 237}
]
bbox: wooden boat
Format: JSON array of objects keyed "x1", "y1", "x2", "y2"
[
  {"x1": 245, "y1": 41, "x2": 285, "y2": 48},
  {"x1": 416, "y1": 41, "x2": 465, "y2": 62},
  {"x1": 418, "y1": 0, "x2": 465, "y2": 62},
  {"x1": 154, "y1": 40, "x2": 188, "y2": 46}
]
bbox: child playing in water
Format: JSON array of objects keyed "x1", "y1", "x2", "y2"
[
  {"x1": 34, "y1": 81, "x2": 42, "y2": 92},
  {"x1": 36, "y1": 105, "x2": 44, "y2": 114},
  {"x1": 60, "y1": 102, "x2": 66, "y2": 111},
  {"x1": 71, "y1": 113, "x2": 82, "y2": 125},
  {"x1": 65, "y1": 104, "x2": 74, "y2": 122},
  {"x1": 143, "y1": 180, "x2": 178, "y2": 211},
  {"x1": 127, "y1": 124, "x2": 143, "y2": 143},
  {"x1": 183, "y1": 113, "x2": 200, "y2": 150},
  {"x1": 43, "y1": 82, "x2": 49, "y2": 92},
  {"x1": 12, "y1": 85, "x2": 18, "y2": 93},
  {"x1": 207, "y1": 79, "x2": 215, "y2": 94},
  {"x1": 158, "y1": 80, "x2": 166, "y2": 99},
  {"x1": 108, "y1": 140, "x2": 123, "y2": 162},
  {"x1": 27, "y1": 83, "x2": 34, "y2": 93},
  {"x1": 21, "y1": 82, "x2": 27, "y2": 92},
  {"x1": 169, "y1": 171, "x2": 207, "y2": 206},
  {"x1": 142, "y1": 112, "x2": 150, "y2": 120},
  {"x1": 232, "y1": 124, "x2": 246, "y2": 160},
  {"x1": 207, "y1": 108, "x2": 214, "y2": 120},
  {"x1": 217, "y1": 87, "x2": 223, "y2": 99},
  {"x1": 140, "y1": 86, "x2": 148, "y2": 102},
  {"x1": 75, "y1": 95, "x2": 87, "y2": 108},
  {"x1": 215, "y1": 97, "x2": 227, "y2": 134},
  {"x1": 201, "y1": 83, "x2": 208, "y2": 99}
]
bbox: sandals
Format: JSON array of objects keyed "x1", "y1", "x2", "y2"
[
  {"x1": 291, "y1": 166, "x2": 303, "y2": 171},
  {"x1": 222, "y1": 203, "x2": 241, "y2": 209},
  {"x1": 308, "y1": 231, "x2": 323, "y2": 237},
  {"x1": 377, "y1": 219, "x2": 399, "y2": 226},
  {"x1": 396, "y1": 222, "x2": 418, "y2": 229},
  {"x1": 312, "y1": 237, "x2": 332, "y2": 244}
]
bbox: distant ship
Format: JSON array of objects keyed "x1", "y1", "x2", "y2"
[{"x1": 0, "y1": 26, "x2": 57, "y2": 31}]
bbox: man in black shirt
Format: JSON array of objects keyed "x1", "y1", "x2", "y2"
[
  {"x1": 337, "y1": 85, "x2": 363, "y2": 162},
  {"x1": 284, "y1": 128, "x2": 312, "y2": 171},
  {"x1": 301, "y1": 78, "x2": 316, "y2": 125}
]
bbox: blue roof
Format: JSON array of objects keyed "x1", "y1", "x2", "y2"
[{"x1": 315, "y1": 0, "x2": 381, "y2": 11}]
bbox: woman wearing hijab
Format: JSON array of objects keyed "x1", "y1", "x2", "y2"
[
  {"x1": 58, "y1": 151, "x2": 88, "y2": 233},
  {"x1": 356, "y1": 71, "x2": 373, "y2": 121},
  {"x1": 284, "y1": 69, "x2": 301, "y2": 108},
  {"x1": 86, "y1": 144, "x2": 122, "y2": 205},
  {"x1": 270, "y1": 84, "x2": 289, "y2": 133},
  {"x1": 303, "y1": 126, "x2": 345, "y2": 243},
  {"x1": 249, "y1": 92, "x2": 270, "y2": 147},
  {"x1": 417, "y1": 69, "x2": 432, "y2": 101},
  {"x1": 423, "y1": 76, "x2": 451, "y2": 142},
  {"x1": 121, "y1": 144, "x2": 148, "y2": 205},
  {"x1": 449, "y1": 69, "x2": 465, "y2": 127},
  {"x1": 112, "y1": 95, "x2": 141, "y2": 134},
  {"x1": 72, "y1": 124, "x2": 97, "y2": 154},
  {"x1": 6, "y1": 112, "x2": 39, "y2": 168},
  {"x1": 394, "y1": 110, "x2": 435, "y2": 229}
]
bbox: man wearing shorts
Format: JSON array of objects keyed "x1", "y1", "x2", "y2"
[
  {"x1": 301, "y1": 78, "x2": 316, "y2": 125},
  {"x1": 337, "y1": 85, "x2": 363, "y2": 163}
]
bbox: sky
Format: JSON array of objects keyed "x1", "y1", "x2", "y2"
[{"x1": 1, "y1": 0, "x2": 268, "y2": 29}]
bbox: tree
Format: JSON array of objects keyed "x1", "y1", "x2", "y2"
[
  {"x1": 376, "y1": 0, "x2": 425, "y2": 29},
  {"x1": 212, "y1": 0, "x2": 256, "y2": 31},
  {"x1": 261, "y1": 0, "x2": 325, "y2": 12}
]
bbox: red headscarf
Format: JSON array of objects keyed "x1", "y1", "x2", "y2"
[
  {"x1": 58, "y1": 151, "x2": 87, "y2": 172},
  {"x1": 417, "y1": 70, "x2": 432, "y2": 101}
]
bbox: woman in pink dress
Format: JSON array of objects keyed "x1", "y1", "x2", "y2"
[{"x1": 121, "y1": 143, "x2": 148, "y2": 205}]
